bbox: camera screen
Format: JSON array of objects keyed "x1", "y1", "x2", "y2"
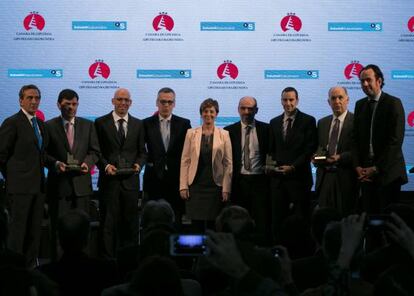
[{"x1": 170, "y1": 234, "x2": 209, "y2": 256}]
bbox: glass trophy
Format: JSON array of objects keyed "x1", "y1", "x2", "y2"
[
  {"x1": 66, "y1": 152, "x2": 82, "y2": 172},
  {"x1": 313, "y1": 147, "x2": 328, "y2": 162},
  {"x1": 115, "y1": 156, "x2": 135, "y2": 175}
]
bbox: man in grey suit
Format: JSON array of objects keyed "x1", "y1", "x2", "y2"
[
  {"x1": 45, "y1": 89, "x2": 100, "y2": 259},
  {"x1": 314, "y1": 86, "x2": 356, "y2": 216},
  {"x1": 95, "y1": 88, "x2": 146, "y2": 257},
  {"x1": 0, "y1": 84, "x2": 46, "y2": 266},
  {"x1": 353, "y1": 64, "x2": 407, "y2": 213}
]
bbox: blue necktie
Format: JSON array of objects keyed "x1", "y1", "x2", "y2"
[{"x1": 31, "y1": 117, "x2": 42, "y2": 149}]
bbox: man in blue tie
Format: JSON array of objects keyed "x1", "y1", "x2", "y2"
[{"x1": 0, "y1": 84, "x2": 47, "y2": 267}]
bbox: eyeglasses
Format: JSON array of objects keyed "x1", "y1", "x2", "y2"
[
  {"x1": 159, "y1": 100, "x2": 175, "y2": 105},
  {"x1": 114, "y1": 97, "x2": 131, "y2": 103}
]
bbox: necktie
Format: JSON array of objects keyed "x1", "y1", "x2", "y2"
[
  {"x1": 285, "y1": 118, "x2": 293, "y2": 142},
  {"x1": 161, "y1": 119, "x2": 170, "y2": 151},
  {"x1": 65, "y1": 122, "x2": 74, "y2": 151},
  {"x1": 368, "y1": 99, "x2": 377, "y2": 159},
  {"x1": 118, "y1": 118, "x2": 126, "y2": 146},
  {"x1": 243, "y1": 125, "x2": 251, "y2": 170},
  {"x1": 328, "y1": 118, "x2": 340, "y2": 156},
  {"x1": 368, "y1": 99, "x2": 377, "y2": 119},
  {"x1": 31, "y1": 117, "x2": 42, "y2": 149}
]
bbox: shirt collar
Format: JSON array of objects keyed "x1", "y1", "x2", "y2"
[
  {"x1": 334, "y1": 110, "x2": 348, "y2": 122},
  {"x1": 61, "y1": 116, "x2": 75, "y2": 125},
  {"x1": 112, "y1": 111, "x2": 129, "y2": 123},
  {"x1": 241, "y1": 120, "x2": 255, "y2": 129},
  {"x1": 21, "y1": 108, "x2": 35, "y2": 121},
  {"x1": 283, "y1": 110, "x2": 297, "y2": 122},
  {"x1": 369, "y1": 90, "x2": 382, "y2": 102},
  {"x1": 159, "y1": 114, "x2": 172, "y2": 122}
]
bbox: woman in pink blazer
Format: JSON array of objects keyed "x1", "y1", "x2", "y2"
[{"x1": 180, "y1": 98, "x2": 232, "y2": 230}]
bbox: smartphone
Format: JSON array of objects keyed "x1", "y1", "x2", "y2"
[
  {"x1": 366, "y1": 214, "x2": 391, "y2": 229},
  {"x1": 170, "y1": 234, "x2": 209, "y2": 256}
]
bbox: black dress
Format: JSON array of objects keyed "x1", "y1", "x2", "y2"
[{"x1": 187, "y1": 134, "x2": 222, "y2": 221}]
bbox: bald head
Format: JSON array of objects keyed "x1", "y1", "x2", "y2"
[
  {"x1": 238, "y1": 96, "x2": 258, "y2": 124},
  {"x1": 112, "y1": 88, "x2": 132, "y2": 117},
  {"x1": 327, "y1": 86, "x2": 349, "y2": 117}
]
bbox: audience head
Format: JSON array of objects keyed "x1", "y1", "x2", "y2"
[
  {"x1": 129, "y1": 255, "x2": 183, "y2": 296},
  {"x1": 140, "y1": 199, "x2": 175, "y2": 230},
  {"x1": 58, "y1": 209, "x2": 90, "y2": 253},
  {"x1": 322, "y1": 221, "x2": 342, "y2": 262},
  {"x1": 0, "y1": 207, "x2": 8, "y2": 249},
  {"x1": 311, "y1": 207, "x2": 341, "y2": 247},
  {"x1": 215, "y1": 206, "x2": 255, "y2": 238}
]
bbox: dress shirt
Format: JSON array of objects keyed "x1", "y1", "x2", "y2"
[
  {"x1": 240, "y1": 121, "x2": 262, "y2": 175},
  {"x1": 112, "y1": 111, "x2": 129, "y2": 137},
  {"x1": 328, "y1": 110, "x2": 348, "y2": 155}
]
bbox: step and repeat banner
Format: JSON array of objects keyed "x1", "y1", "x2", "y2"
[{"x1": 1, "y1": 1, "x2": 413, "y2": 189}]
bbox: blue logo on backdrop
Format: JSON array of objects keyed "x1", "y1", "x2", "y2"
[
  {"x1": 72, "y1": 21, "x2": 127, "y2": 31},
  {"x1": 391, "y1": 70, "x2": 414, "y2": 80},
  {"x1": 328, "y1": 22, "x2": 382, "y2": 32},
  {"x1": 200, "y1": 22, "x2": 255, "y2": 31},
  {"x1": 137, "y1": 70, "x2": 191, "y2": 79},
  {"x1": 200, "y1": 117, "x2": 239, "y2": 127},
  {"x1": 264, "y1": 70, "x2": 319, "y2": 79},
  {"x1": 8, "y1": 69, "x2": 63, "y2": 78}
]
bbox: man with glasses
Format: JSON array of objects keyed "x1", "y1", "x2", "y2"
[
  {"x1": 95, "y1": 88, "x2": 146, "y2": 257},
  {"x1": 143, "y1": 87, "x2": 191, "y2": 223}
]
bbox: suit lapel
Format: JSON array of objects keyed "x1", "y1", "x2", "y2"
[
  {"x1": 168, "y1": 115, "x2": 177, "y2": 153},
  {"x1": 337, "y1": 113, "x2": 350, "y2": 151},
  {"x1": 194, "y1": 127, "x2": 202, "y2": 160},
  {"x1": 72, "y1": 117, "x2": 80, "y2": 154},
  {"x1": 321, "y1": 116, "x2": 333, "y2": 149},
  {"x1": 152, "y1": 116, "x2": 166, "y2": 153},
  {"x1": 56, "y1": 117, "x2": 71, "y2": 153},
  {"x1": 212, "y1": 127, "x2": 221, "y2": 162},
  {"x1": 105, "y1": 113, "x2": 121, "y2": 147}
]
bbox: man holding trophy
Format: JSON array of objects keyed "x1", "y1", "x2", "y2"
[{"x1": 45, "y1": 89, "x2": 100, "y2": 260}]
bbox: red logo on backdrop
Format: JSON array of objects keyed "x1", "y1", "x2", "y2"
[
  {"x1": 35, "y1": 110, "x2": 45, "y2": 122},
  {"x1": 152, "y1": 13, "x2": 174, "y2": 31},
  {"x1": 280, "y1": 13, "x2": 302, "y2": 32},
  {"x1": 344, "y1": 61, "x2": 364, "y2": 80},
  {"x1": 88, "y1": 60, "x2": 111, "y2": 79},
  {"x1": 217, "y1": 61, "x2": 239, "y2": 79},
  {"x1": 408, "y1": 111, "x2": 414, "y2": 127},
  {"x1": 23, "y1": 12, "x2": 45, "y2": 31},
  {"x1": 408, "y1": 16, "x2": 414, "y2": 32}
]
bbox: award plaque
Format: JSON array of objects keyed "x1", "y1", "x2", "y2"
[
  {"x1": 66, "y1": 152, "x2": 82, "y2": 172},
  {"x1": 115, "y1": 157, "x2": 135, "y2": 175},
  {"x1": 313, "y1": 147, "x2": 328, "y2": 162}
]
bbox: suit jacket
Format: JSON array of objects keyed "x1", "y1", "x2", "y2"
[
  {"x1": 143, "y1": 114, "x2": 191, "y2": 190},
  {"x1": 268, "y1": 110, "x2": 317, "y2": 188},
  {"x1": 180, "y1": 127, "x2": 233, "y2": 193},
  {"x1": 315, "y1": 112, "x2": 356, "y2": 196},
  {"x1": 224, "y1": 120, "x2": 269, "y2": 179},
  {"x1": 0, "y1": 110, "x2": 46, "y2": 194},
  {"x1": 353, "y1": 92, "x2": 407, "y2": 186},
  {"x1": 45, "y1": 116, "x2": 100, "y2": 197},
  {"x1": 95, "y1": 112, "x2": 146, "y2": 191}
]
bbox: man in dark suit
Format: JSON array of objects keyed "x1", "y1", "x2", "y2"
[
  {"x1": 314, "y1": 86, "x2": 356, "y2": 216},
  {"x1": 224, "y1": 96, "x2": 270, "y2": 245},
  {"x1": 353, "y1": 64, "x2": 407, "y2": 213},
  {"x1": 45, "y1": 89, "x2": 100, "y2": 259},
  {"x1": 95, "y1": 88, "x2": 146, "y2": 257},
  {"x1": 143, "y1": 87, "x2": 191, "y2": 221},
  {"x1": 268, "y1": 87, "x2": 317, "y2": 242},
  {"x1": 0, "y1": 84, "x2": 46, "y2": 266}
]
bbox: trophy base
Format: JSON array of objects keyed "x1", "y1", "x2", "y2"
[{"x1": 66, "y1": 165, "x2": 82, "y2": 172}]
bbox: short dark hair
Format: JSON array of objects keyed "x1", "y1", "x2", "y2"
[
  {"x1": 58, "y1": 89, "x2": 79, "y2": 103},
  {"x1": 140, "y1": 199, "x2": 175, "y2": 229},
  {"x1": 19, "y1": 84, "x2": 41, "y2": 100},
  {"x1": 157, "y1": 87, "x2": 175, "y2": 97},
  {"x1": 281, "y1": 87, "x2": 298, "y2": 99},
  {"x1": 58, "y1": 210, "x2": 90, "y2": 252},
  {"x1": 199, "y1": 98, "x2": 219, "y2": 115},
  {"x1": 360, "y1": 64, "x2": 385, "y2": 88}
]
